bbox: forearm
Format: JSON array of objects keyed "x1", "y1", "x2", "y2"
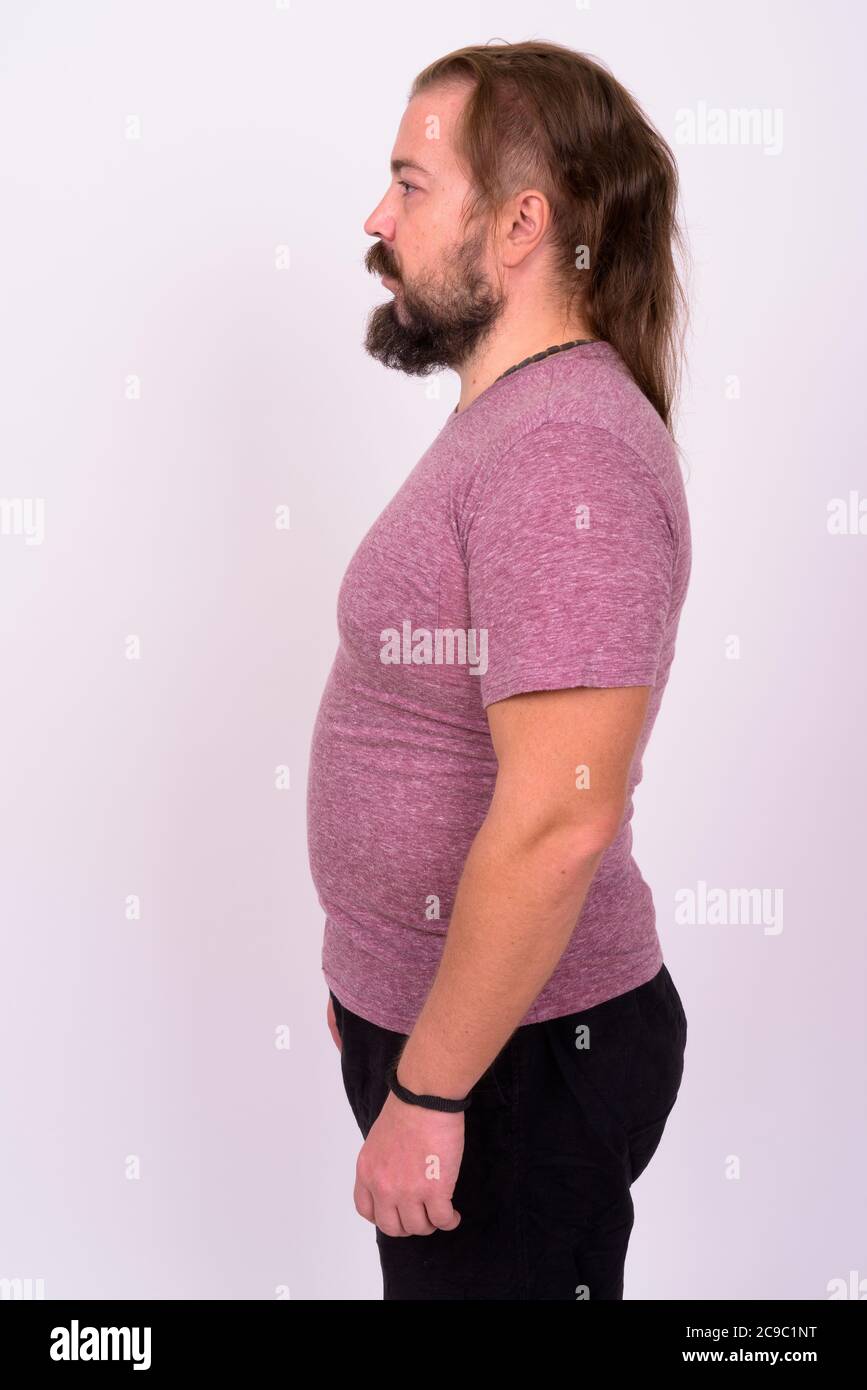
[{"x1": 395, "y1": 810, "x2": 608, "y2": 1100}]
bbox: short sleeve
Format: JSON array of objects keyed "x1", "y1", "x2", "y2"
[{"x1": 464, "y1": 421, "x2": 677, "y2": 709}]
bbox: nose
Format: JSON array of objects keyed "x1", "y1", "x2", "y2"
[{"x1": 363, "y1": 197, "x2": 396, "y2": 242}]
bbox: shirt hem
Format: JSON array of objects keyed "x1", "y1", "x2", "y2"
[
  {"x1": 481, "y1": 667, "x2": 659, "y2": 709},
  {"x1": 322, "y1": 944, "x2": 664, "y2": 1035}
]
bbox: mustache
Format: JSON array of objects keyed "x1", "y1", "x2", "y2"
[{"x1": 365, "y1": 241, "x2": 399, "y2": 281}]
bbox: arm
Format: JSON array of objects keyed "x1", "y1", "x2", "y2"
[
  {"x1": 352, "y1": 682, "x2": 651, "y2": 1239},
  {"x1": 395, "y1": 681, "x2": 651, "y2": 1098}
]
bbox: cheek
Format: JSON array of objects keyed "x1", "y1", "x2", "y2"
[
  {"x1": 400, "y1": 230, "x2": 444, "y2": 285},
  {"x1": 400, "y1": 207, "x2": 448, "y2": 264}
]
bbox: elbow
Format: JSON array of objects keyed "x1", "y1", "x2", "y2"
[
  {"x1": 519, "y1": 808, "x2": 625, "y2": 877},
  {"x1": 486, "y1": 783, "x2": 626, "y2": 869},
  {"x1": 560, "y1": 814, "x2": 622, "y2": 863}
]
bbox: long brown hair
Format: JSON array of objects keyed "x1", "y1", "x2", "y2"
[{"x1": 410, "y1": 40, "x2": 689, "y2": 435}]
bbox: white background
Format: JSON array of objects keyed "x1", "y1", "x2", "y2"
[{"x1": 1, "y1": 0, "x2": 864, "y2": 1299}]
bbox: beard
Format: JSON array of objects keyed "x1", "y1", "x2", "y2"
[{"x1": 363, "y1": 227, "x2": 505, "y2": 375}]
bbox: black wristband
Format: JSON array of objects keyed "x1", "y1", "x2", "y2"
[{"x1": 386, "y1": 1059, "x2": 472, "y2": 1112}]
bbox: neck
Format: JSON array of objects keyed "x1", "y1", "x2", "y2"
[{"x1": 455, "y1": 303, "x2": 596, "y2": 413}]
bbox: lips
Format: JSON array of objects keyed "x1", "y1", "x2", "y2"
[{"x1": 381, "y1": 274, "x2": 398, "y2": 291}]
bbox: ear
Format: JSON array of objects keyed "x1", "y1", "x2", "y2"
[{"x1": 500, "y1": 189, "x2": 551, "y2": 269}]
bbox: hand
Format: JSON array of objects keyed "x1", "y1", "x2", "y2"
[
  {"x1": 354, "y1": 1090, "x2": 464, "y2": 1236},
  {"x1": 327, "y1": 995, "x2": 342, "y2": 1053}
]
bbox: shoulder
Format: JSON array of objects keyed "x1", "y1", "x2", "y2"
[
  {"x1": 544, "y1": 343, "x2": 684, "y2": 499},
  {"x1": 481, "y1": 352, "x2": 682, "y2": 513},
  {"x1": 450, "y1": 344, "x2": 689, "y2": 559}
]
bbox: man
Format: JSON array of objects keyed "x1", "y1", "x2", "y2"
[{"x1": 307, "y1": 39, "x2": 691, "y2": 1300}]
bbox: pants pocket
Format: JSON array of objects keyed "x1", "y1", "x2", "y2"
[
  {"x1": 332, "y1": 993, "x2": 405, "y2": 1139},
  {"x1": 536, "y1": 992, "x2": 640, "y2": 1161},
  {"x1": 329, "y1": 989, "x2": 345, "y2": 1043}
]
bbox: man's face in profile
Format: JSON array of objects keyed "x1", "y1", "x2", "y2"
[{"x1": 362, "y1": 84, "x2": 506, "y2": 375}]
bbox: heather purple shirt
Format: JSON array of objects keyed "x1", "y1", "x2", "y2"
[{"x1": 306, "y1": 340, "x2": 691, "y2": 1033}]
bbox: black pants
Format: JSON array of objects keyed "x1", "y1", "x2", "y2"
[{"x1": 330, "y1": 962, "x2": 687, "y2": 1300}]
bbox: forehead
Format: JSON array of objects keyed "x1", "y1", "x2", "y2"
[{"x1": 391, "y1": 83, "x2": 470, "y2": 178}]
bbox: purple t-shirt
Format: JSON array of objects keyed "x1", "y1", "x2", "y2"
[{"x1": 306, "y1": 340, "x2": 691, "y2": 1033}]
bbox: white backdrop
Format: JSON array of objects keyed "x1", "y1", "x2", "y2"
[{"x1": 1, "y1": 0, "x2": 864, "y2": 1300}]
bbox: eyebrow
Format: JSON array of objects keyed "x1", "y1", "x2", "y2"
[{"x1": 390, "y1": 157, "x2": 431, "y2": 177}]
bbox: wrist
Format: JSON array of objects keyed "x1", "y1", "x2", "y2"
[
  {"x1": 386, "y1": 1056, "x2": 472, "y2": 1112},
  {"x1": 394, "y1": 1054, "x2": 471, "y2": 1103}
]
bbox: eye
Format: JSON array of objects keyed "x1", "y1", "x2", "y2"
[{"x1": 397, "y1": 179, "x2": 417, "y2": 196}]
